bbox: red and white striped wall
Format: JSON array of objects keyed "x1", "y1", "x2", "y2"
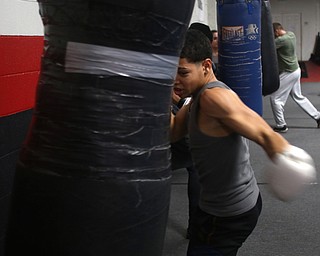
[
  {"x1": 0, "y1": 0, "x2": 43, "y2": 250},
  {"x1": 0, "y1": 0, "x2": 43, "y2": 117}
]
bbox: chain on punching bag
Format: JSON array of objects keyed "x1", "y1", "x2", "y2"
[
  {"x1": 5, "y1": 1, "x2": 195, "y2": 255},
  {"x1": 217, "y1": 0, "x2": 262, "y2": 115}
]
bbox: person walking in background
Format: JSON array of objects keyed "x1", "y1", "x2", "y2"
[
  {"x1": 270, "y1": 22, "x2": 320, "y2": 133},
  {"x1": 211, "y1": 29, "x2": 219, "y2": 66},
  {"x1": 211, "y1": 29, "x2": 220, "y2": 78}
]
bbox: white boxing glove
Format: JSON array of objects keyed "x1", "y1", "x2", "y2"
[{"x1": 265, "y1": 145, "x2": 317, "y2": 201}]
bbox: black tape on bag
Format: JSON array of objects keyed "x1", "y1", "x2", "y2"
[{"x1": 5, "y1": 1, "x2": 195, "y2": 255}]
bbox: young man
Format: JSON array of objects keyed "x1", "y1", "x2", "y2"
[
  {"x1": 170, "y1": 29, "x2": 291, "y2": 256},
  {"x1": 211, "y1": 29, "x2": 219, "y2": 79},
  {"x1": 211, "y1": 29, "x2": 218, "y2": 64},
  {"x1": 270, "y1": 22, "x2": 320, "y2": 132}
]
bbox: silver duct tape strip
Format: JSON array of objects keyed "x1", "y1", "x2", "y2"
[{"x1": 65, "y1": 41, "x2": 179, "y2": 80}]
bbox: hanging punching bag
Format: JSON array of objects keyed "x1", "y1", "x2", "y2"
[
  {"x1": 217, "y1": 0, "x2": 262, "y2": 115},
  {"x1": 5, "y1": 1, "x2": 195, "y2": 256},
  {"x1": 261, "y1": 0, "x2": 280, "y2": 96}
]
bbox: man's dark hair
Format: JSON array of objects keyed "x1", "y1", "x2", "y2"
[
  {"x1": 180, "y1": 29, "x2": 212, "y2": 63},
  {"x1": 273, "y1": 22, "x2": 283, "y2": 32},
  {"x1": 189, "y1": 22, "x2": 213, "y2": 42}
]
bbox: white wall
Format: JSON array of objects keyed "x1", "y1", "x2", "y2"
[
  {"x1": 190, "y1": 0, "x2": 218, "y2": 30},
  {"x1": 207, "y1": 0, "x2": 218, "y2": 30},
  {"x1": 2, "y1": 0, "x2": 217, "y2": 37},
  {"x1": 270, "y1": 0, "x2": 320, "y2": 60},
  {"x1": 0, "y1": 0, "x2": 43, "y2": 35}
]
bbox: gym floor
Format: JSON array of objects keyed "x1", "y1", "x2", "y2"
[{"x1": 163, "y1": 63, "x2": 320, "y2": 256}]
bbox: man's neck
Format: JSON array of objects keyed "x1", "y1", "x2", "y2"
[
  {"x1": 207, "y1": 72, "x2": 217, "y2": 83},
  {"x1": 212, "y1": 47, "x2": 218, "y2": 55},
  {"x1": 279, "y1": 29, "x2": 287, "y2": 36}
]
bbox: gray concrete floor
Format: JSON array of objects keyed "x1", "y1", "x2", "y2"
[{"x1": 163, "y1": 82, "x2": 320, "y2": 256}]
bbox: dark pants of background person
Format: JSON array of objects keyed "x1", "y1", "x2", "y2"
[{"x1": 187, "y1": 194, "x2": 262, "y2": 256}]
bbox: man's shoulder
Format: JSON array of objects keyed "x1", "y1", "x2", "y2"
[
  {"x1": 201, "y1": 86, "x2": 233, "y2": 108},
  {"x1": 286, "y1": 31, "x2": 296, "y2": 38},
  {"x1": 205, "y1": 80, "x2": 229, "y2": 89},
  {"x1": 275, "y1": 32, "x2": 294, "y2": 45}
]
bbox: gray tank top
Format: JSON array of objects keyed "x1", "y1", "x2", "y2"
[{"x1": 189, "y1": 81, "x2": 259, "y2": 217}]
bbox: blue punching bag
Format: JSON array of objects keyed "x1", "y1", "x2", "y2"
[
  {"x1": 217, "y1": 0, "x2": 262, "y2": 115},
  {"x1": 5, "y1": 1, "x2": 195, "y2": 256}
]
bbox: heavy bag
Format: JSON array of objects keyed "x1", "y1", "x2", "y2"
[
  {"x1": 261, "y1": 0, "x2": 280, "y2": 96},
  {"x1": 217, "y1": 0, "x2": 263, "y2": 115},
  {"x1": 5, "y1": 1, "x2": 195, "y2": 256}
]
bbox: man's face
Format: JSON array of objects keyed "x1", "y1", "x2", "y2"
[
  {"x1": 173, "y1": 58, "x2": 204, "y2": 98},
  {"x1": 274, "y1": 29, "x2": 280, "y2": 38},
  {"x1": 212, "y1": 32, "x2": 218, "y2": 49}
]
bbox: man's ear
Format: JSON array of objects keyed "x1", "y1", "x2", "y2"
[{"x1": 202, "y1": 58, "x2": 212, "y2": 74}]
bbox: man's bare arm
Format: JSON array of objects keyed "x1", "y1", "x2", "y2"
[{"x1": 201, "y1": 88, "x2": 289, "y2": 159}]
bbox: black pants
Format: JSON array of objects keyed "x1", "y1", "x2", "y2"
[
  {"x1": 187, "y1": 194, "x2": 262, "y2": 256},
  {"x1": 171, "y1": 138, "x2": 200, "y2": 230},
  {"x1": 186, "y1": 165, "x2": 200, "y2": 231}
]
